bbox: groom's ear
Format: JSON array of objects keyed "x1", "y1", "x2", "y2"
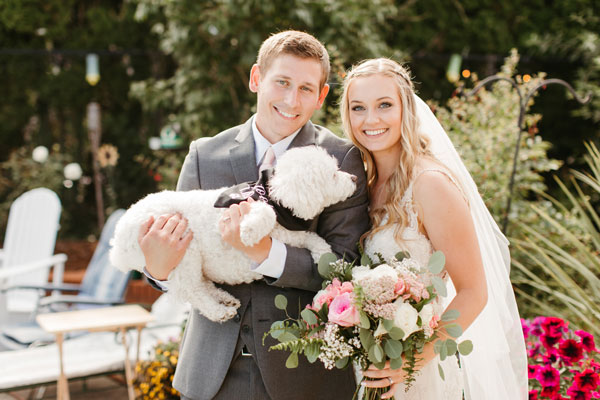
[
  {"x1": 249, "y1": 64, "x2": 261, "y2": 93},
  {"x1": 316, "y1": 83, "x2": 330, "y2": 109}
]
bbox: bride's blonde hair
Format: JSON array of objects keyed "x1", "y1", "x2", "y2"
[{"x1": 340, "y1": 58, "x2": 434, "y2": 245}]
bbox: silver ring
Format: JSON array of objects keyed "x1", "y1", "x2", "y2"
[
  {"x1": 387, "y1": 377, "x2": 394, "y2": 386},
  {"x1": 222, "y1": 216, "x2": 231, "y2": 222}
]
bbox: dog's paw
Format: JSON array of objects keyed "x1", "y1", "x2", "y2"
[
  {"x1": 240, "y1": 202, "x2": 276, "y2": 246},
  {"x1": 217, "y1": 306, "x2": 240, "y2": 323}
]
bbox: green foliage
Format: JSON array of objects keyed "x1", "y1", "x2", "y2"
[
  {"x1": 432, "y1": 50, "x2": 562, "y2": 238},
  {"x1": 0, "y1": 1, "x2": 162, "y2": 237},
  {"x1": 129, "y1": 0, "x2": 400, "y2": 140},
  {"x1": 511, "y1": 142, "x2": 600, "y2": 338}
]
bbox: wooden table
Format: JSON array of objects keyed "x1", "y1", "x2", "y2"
[{"x1": 36, "y1": 304, "x2": 155, "y2": 400}]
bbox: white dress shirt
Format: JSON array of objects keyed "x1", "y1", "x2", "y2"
[{"x1": 145, "y1": 117, "x2": 301, "y2": 289}]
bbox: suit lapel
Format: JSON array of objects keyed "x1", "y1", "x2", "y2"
[
  {"x1": 289, "y1": 120, "x2": 316, "y2": 149},
  {"x1": 229, "y1": 118, "x2": 318, "y2": 184},
  {"x1": 229, "y1": 118, "x2": 258, "y2": 184}
]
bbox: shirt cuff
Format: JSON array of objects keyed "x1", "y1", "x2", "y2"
[
  {"x1": 143, "y1": 267, "x2": 171, "y2": 291},
  {"x1": 250, "y1": 238, "x2": 287, "y2": 279}
]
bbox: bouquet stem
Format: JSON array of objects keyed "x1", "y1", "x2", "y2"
[{"x1": 352, "y1": 379, "x2": 396, "y2": 400}]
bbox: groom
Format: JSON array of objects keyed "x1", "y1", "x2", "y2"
[{"x1": 139, "y1": 30, "x2": 369, "y2": 399}]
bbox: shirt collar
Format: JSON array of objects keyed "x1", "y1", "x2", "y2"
[{"x1": 251, "y1": 116, "x2": 301, "y2": 166}]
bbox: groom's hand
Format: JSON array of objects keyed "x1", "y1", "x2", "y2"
[
  {"x1": 219, "y1": 200, "x2": 272, "y2": 263},
  {"x1": 138, "y1": 213, "x2": 193, "y2": 280}
]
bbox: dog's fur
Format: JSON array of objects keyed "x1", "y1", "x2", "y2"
[{"x1": 109, "y1": 146, "x2": 357, "y2": 322}]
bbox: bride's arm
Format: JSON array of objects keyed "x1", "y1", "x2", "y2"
[
  {"x1": 411, "y1": 170, "x2": 488, "y2": 355},
  {"x1": 362, "y1": 170, "x2": 487, "y2": 398}
]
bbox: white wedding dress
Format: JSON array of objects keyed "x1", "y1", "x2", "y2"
[{"x1": 364, "y1": 169, "x2": 464, "y2": 400}]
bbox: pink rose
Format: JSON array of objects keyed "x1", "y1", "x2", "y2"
[
  {"x1": 311, "y1": 279, "x2": 355, "y2": 311},
  {"x1": 328, "y1": 292, "x2": 360, "y2": 327},
  {"x1": 394, "y1": 279, "x2": 407, "y2": 296},
  {"x1": 429, "y1": 314, "x2": 440, "y2": 330}
]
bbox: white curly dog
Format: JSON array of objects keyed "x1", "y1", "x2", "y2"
[{"x1": 109, "y1": 146, "x2": 357, "y2": 322}]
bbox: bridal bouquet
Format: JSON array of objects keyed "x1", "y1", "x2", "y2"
[{"x1": 264, "y1": 251, "x2": 473, "y2": 399}]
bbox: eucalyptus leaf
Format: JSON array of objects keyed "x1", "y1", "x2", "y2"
[
  {"x1": 318, "y1": 253, "x2": 337, "y2": 278},
  {"x1": 433, "y1": 339, "x2": 443, "y2": 355},
  {"x1": 431, "y1": 276, "x2": 447, "y2": 297},
  {"x1": 301, "y1": 308, "x2": 317, "y2": 325},
  {"x1": 428, "y1": 251, "x2": 445, "y2": 274},
  {"x1": 382, "y1": 319, "x2": 395, "y2": 332},
  {"x1": 269, "y1": 321, "x2": 284, "y2": 339},
  {"x1": 388, "y1": 327, "x2": 405, "y2": 341},
  {"x1": 439, "y1": 340, "x2": 448, "y2": 361},
  {"x1": 395, "y1": 251, "x2": 410, "y2": 261},
  {"x1": 367, "y1": 345, "x2": 379, "y2": 364},
  {"x1": 438, "y1": 363, "x2": 446, "y2": 380},
  {"x1": 445, "y1": 339, "x2": 457, "y2": 356},
  {"x1": 390, "y1": 357, "x2": 403, "y2": 370},
  {"x1": 274, "y1": 294, "x2": 288, "y2": 310},
  {"x1": 458, "y1": 340, "x2": 474, "y2": 355},
  {"x1": 305, "y1": 343, "x2": 319, "y2": 363},
  {"x1": 445, "y1": 323, "x2": 463, "y2": 338},
  {"x1": 360, "y1": 328, "x2": 375, "y2": 350},
  {"x1": 335, "y1": 356, "x2": 349, "y2": 369},
  {"x1": 278, "y1": 332, "x2": 298, "y2": 343},
  {"x1": 373, "y1": 360, "x2": 387, "y2": 370},
  {"x1": 285, "y1": 352, "x2": 298, "y2": 368},
  {"x1": 384, "y1": 339, "x2": 403, "y2": 359},
  {"x1": 373, "y1": 343, "x2": 384, "y2": 362},
  {"x1": 359, "y1": 312, "x2": 370, "y2": 329},
  {"x1": 441, "y1": 309, "x2": 460, "y2": 322}
]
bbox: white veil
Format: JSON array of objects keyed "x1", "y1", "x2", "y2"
[{"x1": 414, "y1": 94, "x2": 528, "y2": 399}]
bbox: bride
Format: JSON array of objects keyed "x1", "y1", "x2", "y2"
[{"x1": 340, "y1": 58, "x2": 528, "y2": 399}]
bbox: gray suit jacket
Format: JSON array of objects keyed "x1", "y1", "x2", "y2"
[{"x1": 172, "y1": 117, "x2": 370, "y2": 400}]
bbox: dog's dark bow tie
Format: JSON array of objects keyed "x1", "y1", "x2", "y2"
[{"x1": 213, "y1": 169, "x2": 315, "y2": 231}]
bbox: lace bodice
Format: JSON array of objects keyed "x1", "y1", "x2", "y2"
[
  {"x1": 362, "y1": 169, "x2": 464, "y2": 399},
  {"x1": 364, "y1": 169, "x2": 455, "y2": 267}
]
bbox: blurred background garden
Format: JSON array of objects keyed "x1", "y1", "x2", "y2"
[{"x1": 1, "y1": 0, "x2": 599, "y2": 398}]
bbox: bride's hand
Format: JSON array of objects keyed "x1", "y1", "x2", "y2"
[{"x1": 361, "y1": 360, "x2": 407, "y2": 399}]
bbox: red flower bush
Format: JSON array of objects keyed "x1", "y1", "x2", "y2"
[{"x1": 523, "y1": 317, "x2": 600, "y2": 399}]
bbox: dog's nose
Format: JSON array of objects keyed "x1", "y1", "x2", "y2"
[{"x1": 351, "y1": 175, "x2": 357, "y2": 182}]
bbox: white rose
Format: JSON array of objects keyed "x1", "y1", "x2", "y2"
[
  {"x1": 32, "y1": 146, "x2": 49, "y2": 163},
  {"x1": 419, "y1": 303, "x2": 436, "y2": 338},
  {"x1": 351, "y1": 266, "x2": 371, "y2": 281},
  {"x1": 393, "y1": 300, "x2": 420, "y2": 340},
  {"x1": 64, "y1": 163, "x2": 82, "y2": 181}
]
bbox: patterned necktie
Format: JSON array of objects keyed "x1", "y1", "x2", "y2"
[{"x1": 259, "y1": 146, "x2": 276, "y2": 173}]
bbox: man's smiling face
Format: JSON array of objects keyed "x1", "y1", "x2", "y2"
[{"x1": 250, "y1": 53, "x2": 329, "y2": 143}]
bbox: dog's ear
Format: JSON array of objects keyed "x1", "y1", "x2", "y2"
[{"x1": 269, "y1": 146, "x2": 344, "y2": 219}]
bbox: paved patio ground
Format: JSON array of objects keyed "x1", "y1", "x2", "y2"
[{"x1": 0, "y1": 375, "x2": 129, "y2": 400}]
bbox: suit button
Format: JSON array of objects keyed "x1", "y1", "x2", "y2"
[
  {"x1": 242, "y1": 324, "x2": 250, "y2": 333},
  {"x1": 233, "y1": 314, "x2": 241, "y2": 323}
]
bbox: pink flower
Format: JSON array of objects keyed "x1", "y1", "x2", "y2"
[
  {"x1": 567, "y1": 384, "x2": 592, "y2": 400},
  {"x1": 394, "y1": 279, "x2": 407, "y2": 295},
  {"x1": 429, "y1": 314, "x2": 440, "y2": 330},
  {"x1": 575, "y1": 330, "x2": 597, "y2": 353},
  {"x1": 311, "y1": 279, "x2": 354, "y2": 310},
  {"x1": 528, "y1": 342, "x2": 541, "y2": 358},
  {"x1": 574, "y1": 369, "x2": 599, "y2": 392},
  {"x1": 542, "y1": 317, "x2": 568, "y2": 338},
  {"x1": 559, "y1": 339, "x2": 584, "y2": 365},
  {"x1": 540, "y1": 385, "x2": 559, "y2": 398},
  {"x1": 529, "y1": 364, "x2": 539, "y2": 379},
  {"x1": 536, "y1": 364, "x2": 560, "y2": 387},
  {"x1": 522, "y1": 318, "x2": 531, "y2": 339},
  {"x1": 529, "y1": 389, "x2": 539, "y2": 400},
  {"x1": 328, "y1": 292, "x2": 360, "y2": 327}
]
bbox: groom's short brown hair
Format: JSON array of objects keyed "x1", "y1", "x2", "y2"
[{"x1": 256, "y1": 30, "x2": 330, "y2": 89}]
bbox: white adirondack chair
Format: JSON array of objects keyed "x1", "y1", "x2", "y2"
[{"x1": 0, "y1": 188, "x2": 67, "y2": 322}]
